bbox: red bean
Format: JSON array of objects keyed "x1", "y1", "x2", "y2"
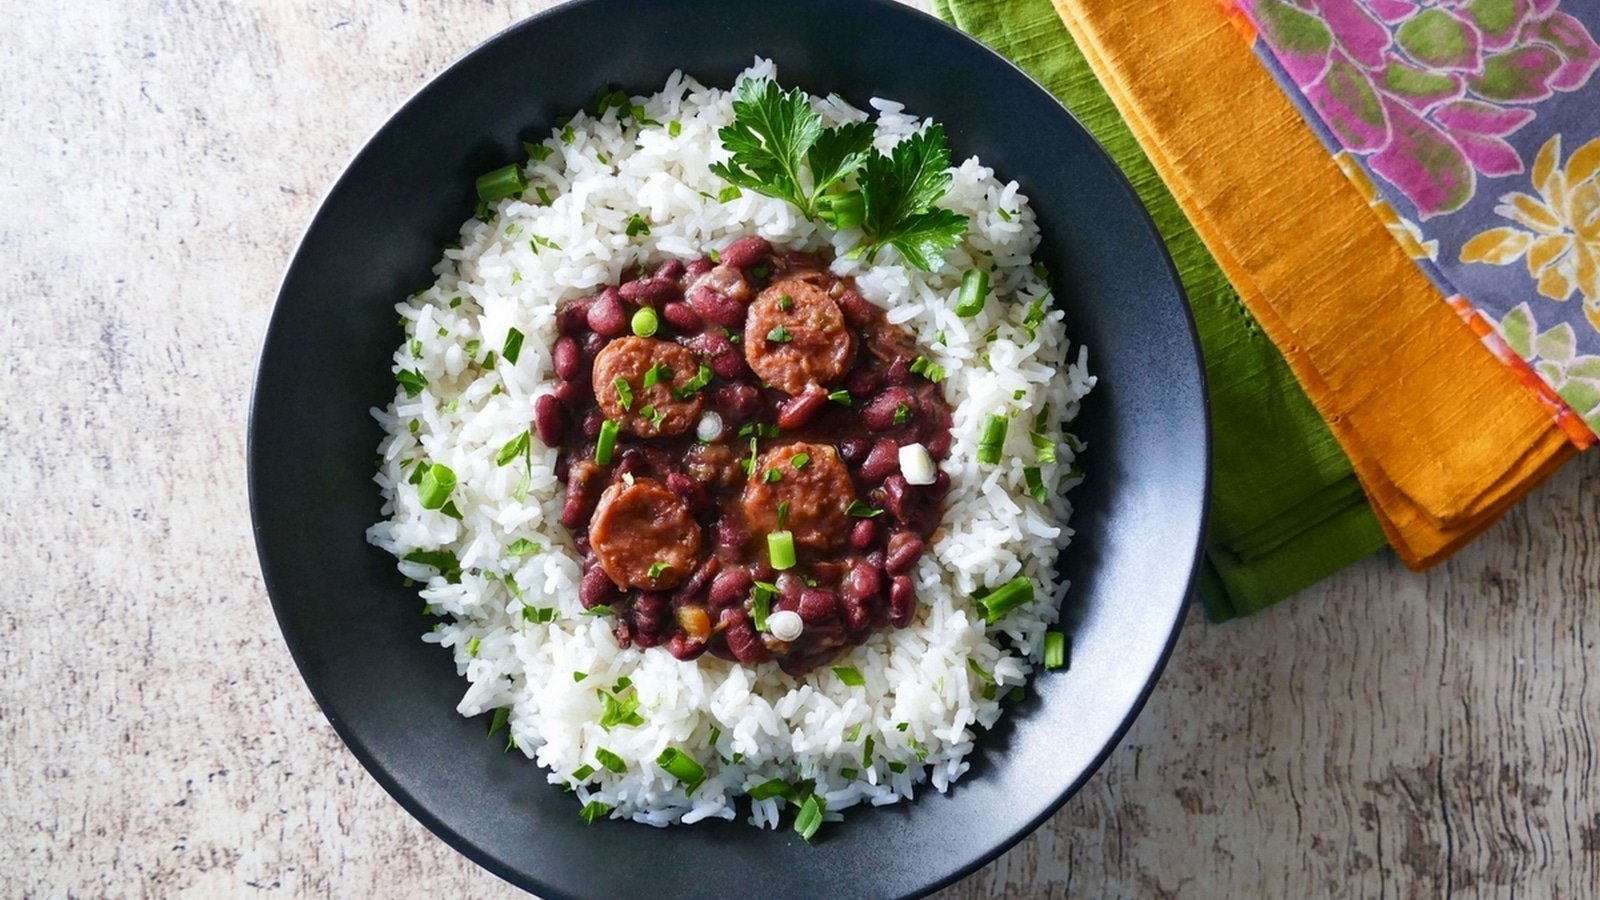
[
  {"x1": 561, "y1": 478, "x2": 596, "y2": 530},
  {"x1": 850, "y1": 518, "x2": 877, "y2": 551},
  {"x1": 619, "y1": 277, "x2": 678, "y2": 302},
  {"x1": 798, "y1": 588, "x2": 839, "y2": 625},
  {"x1": 687, "y1": 284, "x2": 745, "y2": 329},
  {"x1": 720, "y1": 608, "x2": 769, "y2": 664},
  {"x1": 671, "y1": 557, "x2": 720, "y2": 607},
  {"x1": 686, "y1": 257, "x2": 715, "y2": 281},
  {"x1": 885, "y1": 530, "x2": 924, "y2": 574},
  {"x1": 845, "y1": 369, "x2": 879, "y2": 397},
  {"x1": 721, "y1": 235, "x2": 772, "y2": 269},
  {"x1": 710, "y1": 383, "x2": 762, "y2": 421},
  {"x1": 889, "y1": 575, "x2": 917, "y2": 628},
  {"x1": 836, "y1": 289, "x2": 874, "y2": 329},
  {"x1": 838, "y1": 437, "x2": 871, "y2": 463},
  {"x1": 711, "y1": 349, "x2": 749, "y2": 380},
  {"x1": 586, "y1": 288, "x2": 628, "y2": 337},
  {"x1": 925, "y1": 428, "x2": 952, "y2": 460},
  {"x1": 653, "y1": 258, "x2": 686, "y2": 282},
  {"x1": 662, "y1": 301, "x2": 702, "y2": 332},
  {"x1": 533, "y1": 396, "x2": 564, "y2": 446},
  {"x1": 580, "y1": 563, "x2": 619, "y2": 609},
  {"x1": 709, "y1": 568, "x2": 754, "y2": 610},
  {"x1": 882, "y1": 474, "x2": 911, "y2": 521},
  {"x1": 885, "y1": 356, "x2": 911, "y2": 386},
  {"x1": 666, "y1": 471, "x2": 710, "y2": 513},
  {"x1": 860, "y1": 387, "x2": 915, "y2": 430},
  {"x1": 632, "y1": 591, "x2": 670, "y2": 645},
  {"x1": 558, "y1": 297, "x2": 593, "y2": 335},
  {"x1": 715, "y1": 512, "x2": 750, "y2": 556},
  {"x1": 553, "y1": 336, "x2": 581, "y2": 381},
  {"x1": 581, "y1": 409, "x2": 602, "y2": 440},
  {"x1": 667, "y1": 633, "x2": 707, "y2": 661},
  {"x1": 858, "y1": 439, "x2": 901, "y2": 482},
  {"x1": 845, "y1": 561, "x2": 884, "y2": 604},
  {"x1": 553, "y1": 379, "x2": 587, "y2": 411},
  {"x1": 581, "y1": 330, "x2": 606, "y2": 360},
  {"x1": 777, "y1": 384, "x2": 828, "y2": 430}
]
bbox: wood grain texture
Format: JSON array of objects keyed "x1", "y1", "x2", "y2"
[{"x1": 2, "y1": 1, "x2": 1595, "y2": 897}]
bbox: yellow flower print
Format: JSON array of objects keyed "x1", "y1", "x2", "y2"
[
  {"x1": 1335, "y1": 151, "x2": 1439, "y2": 261},
  {"x1": 1460, "y1": 135, "x2": 1600, "y2": 334}
]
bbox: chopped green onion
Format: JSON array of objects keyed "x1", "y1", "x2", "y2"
[
  {"x1": 642, "y1": 361, "x2": 671, "y2": 388},
  {"x1": 1024, "y1": 466, "x2": 1049, "y2": 503},
  {"x1": 668, "y1": 120, "x2": 682, "y2": 137},
  {"x1": 846, "y1": 724, "x2": 863, "y2": 743},
  {"x1": 768, "y1": 530, "x2": 796, "y2": 570},
  {"x1": 521, "y1": 605, "x2": 555, "y2": 624},
  {"x1": 626, "y1": 214, "x2": 650, "y2": 237},
  {"x1": 656, "y1": 747, "x2": 706, "y2": 793},
  {"x1": 908, "y1": 356, "x2": 946, "y2": 382},
  {"x1": 417, "y1": 463, "x2": 456, "y2": 510},
  {"x1": 1022, "y1": 297, "x2": 1048, "y2": 339},
  {"x1": 466, "y1": 636, "x2": 481, "y2": 657},
  {"x1": 613, "y1": 378, "x2": 634, "y2": 411},
  {"x1": 892, "y1": 403, "x2": 910, "y2": 425},
  {"x1": 888, "y1": 761, "x2": 907, "y2": 773},
  {"x1": 1044, "y1": 631, "x2": 1068, "y2": 669},
  {"x1": 507, "y1": 538, "x2": 540, "y2": 557},
  {"x1": 776, "y1": 500, "x2": 790, "y2": 529},
  {"x1": 766, "y1": 324, "x2": 792, "y2": 343},
  {"x1": 846, "y1": 500, "x2": 883, "y2": 518},
  {"x1": 487, "y1": 706, "x2": 510, "y2": 738},
  {"x1": 584, "y1": 605, "x2": 616, "y2": 617},
  {"x1": 794, "y1": 793, "x2": 826, "y2": 842},
  {"x1": 535, "y1": 186, "x2": 553, "y2": 206},
  {"x1": 674, "y1": 364, "x2": 712, "y2": 400},
  {"x1": 896, "y1": 722, "x2": 909, "y2": 732},
  {"x1": 778, "y1": 293, "x2": 794, "y2": 311},
  {"x1": 396, "y1": 369, "x2": 428, "y2": 398},
  {"x1": 579, "y1": 800, "x2": 611, "y2": 823},
  {"x1": 1031, "y1": 431, "x2": 1057, "y2": 464},
  {"x1": 475, "y1": 164, "x2": 526, "y2": 202},
  {"x1": 750, "y1": 583, "x2": 773, "y2": 631},
  {"x1": 833, "y1": 666, "x2": 865, "y2": 687},
  {"x1": 573, "y1": 671, "x2": 588, "y2": 682},
  {"x1": 594, "y1": 419, "x2": 619, "y2": 465},
  {"x1": 496, "y1": 431, "x2": 531, "y2": 466},
  {"x1": 708, "y1": 248, "x2": 721, "y2": 263},
  {"x1": 647, "y1": 561, "x2": 672, "y2": 580},
  {"x1": 598, "y1": 687, "x2": 643, "y2": 730},
  {"x1": 841, "y1": 768, "x2": 859, "y2": 780},
  {"x1": 749, "y1": 779, "x2": 796, "y2": 802},
  {"x1": 403, "y1": 549, "x2": 460, "y2": 582},
  {"x1": 530, "y1": 234, "x2": 561, "y2": 251},
  {"x1": 978, "y1": 576, "x2": 1034, "y2": 624},
  {"x1": 640, "y1": 406, "x2": 665, "y2": 428},
  {"x1": 631, "y1": 306, "x2": 659, "y2": 337},
  {"x1": 996, "y1": 206, "x2": 1013, "y2": 222},
  {"x1": 524, "y1": 141, "x2": 553, "y2": 162},
  {"x1": 763, "y1": 468, "x2": 782, "y2": 484},
  {"x1": 717, "y1": 185, "x2": 742, "y2": 203},
  {"x1": 560, "y1": 125, "x2": 576, "y2": 144},
  {"x1": 571, "y1": 763, "x2": 595, "y2": 779},
  {"x1": 954, "y1": 268, "x2": 990, "y2": 317},
  {"x1": 791, "y1": 453, "x2": 811, "y2": 469},
  {"x1": 502, "y1": 328, "x2": 524, "y2": 365},
  {"x1": 828, "y1": 389, "x2": 852, "y2": 406},
  {"x1": 976, "y1": 413, "x2": 1008, "y2": 466},
  {"x1": 817, "y1": 190, "x2": 865, "y2": 229}
]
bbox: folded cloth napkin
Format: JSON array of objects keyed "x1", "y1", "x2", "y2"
[
  {"x1": 1051, "y1": 0, "x2": 1578, "y2": 568},
  {"x1": 934, "y1": 0, "x2": 1388, "y2": 619}
]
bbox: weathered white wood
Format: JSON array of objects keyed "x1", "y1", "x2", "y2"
[{"x1": 3, "y1": 1, "x2": 1595, "y2": 897}]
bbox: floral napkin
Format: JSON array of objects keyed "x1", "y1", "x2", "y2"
[{"x1": 1236, "y1": 0, "x2": 1600, "y2": 442}]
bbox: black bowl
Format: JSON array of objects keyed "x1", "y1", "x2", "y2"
[{"x1": 250, "y1": 0, "x2": 1209, "y2": 897}]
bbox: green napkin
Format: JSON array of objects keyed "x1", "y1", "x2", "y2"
[{"x1": 934, "y1": 0, "x2": 1388, "y2": 619}]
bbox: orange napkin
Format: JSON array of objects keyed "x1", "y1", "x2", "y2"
[{"x1": 1051, "y1": 0, "x2": 1577, "y2": 568}]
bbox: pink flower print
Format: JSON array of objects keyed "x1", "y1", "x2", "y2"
[
  {"x1": 1316, "y1": 0, "x2": 1393, "y2": 67},
  {"x1": 1536, "y1": 11, "x2": 1600, "y2": 89},
  {"x1": 1369, "y1": 97, "x2": 1476, "y2": 216},
  {"x1": 1306, "y1": 49, "x2": 1392, "y2": 151},
  {"x1": 1433, "y1": 100, "x2": 1536, "y2": 176}
]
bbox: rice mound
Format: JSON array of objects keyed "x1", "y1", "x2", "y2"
[{"x1": 366, "y1": 59, "x2": 1094, "y2": 828}]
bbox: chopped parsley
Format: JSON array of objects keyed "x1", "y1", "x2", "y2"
[
  {"x1": 763, "y1": 468, "x2": 782, "y2": 484},
  {"x1": 502, "y1": 327, "x2": 524, "y2": 365},
  {"x1": 613, "y1": 377, "x2": 634, "y2": 411},
  {"x1": 626, "y1": 214, "x2": 650, "y2": 237},
  {"x1": 496, "y1": 431, "x2": 531, "y2": 466},
  {"x1": 597, "y1": 684, "x2": 645, "y2": 730},
  {"x1": 846, "y1": 500, "x2": 884, "y2": 518},
  {"x1": 641, "y1": 361, "x2": 672, "y2": 389},
  {"x1": 909, "y1": 356, "x2": 945, "y2": 383},
  {"x1": 833, "y1": 666, "x2": 865, "y2": 687},
  {"x1": 827, "y1": 389, "x2": 852, "y2": 406},
  {"x1": 402, "y1": 548, "x2": 461, "y2": 582},
  {"x1": 647, "y1": 561, "x2": 672, "y2": 580},
  {"x1": 892, "y1": 403, "x2": 911, "y2": 425},
  {"x1": 717, "y1": 185, "x2": 742, "y2": 203},
  {"x1": 766, "y1": 324, "x2": 793, "y2": 343},
  {"x1": 791, "y1": 452, "x2": 811, "y2": 469},
  {"x1": 506, "y1": 537, "x2": 541, "y2": 557},
  {"x1": 673, "y1": 364, "x2": 712, "y2": 400}
]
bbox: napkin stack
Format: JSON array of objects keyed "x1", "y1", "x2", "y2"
[{"x1": 935, "y1": 0, "x2": 1582, "y2": 616}]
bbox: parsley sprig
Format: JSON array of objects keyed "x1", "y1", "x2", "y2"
[{"x1": 710, "y1": 77, "x2": 966, "y2": 271}]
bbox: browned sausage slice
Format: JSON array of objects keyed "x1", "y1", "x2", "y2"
[
  {"x1": 740, "y1": 442, "x2": 855, "y2": 553},
  {"x1": 588, "y1": 477, "x2": 703, "y2": 590},
  {"x1": 743, "y1": 279, "x2": 855, "y2": 396},
  {"x1": 591, "y1": 336, "x2": 705, "y2": 437}
]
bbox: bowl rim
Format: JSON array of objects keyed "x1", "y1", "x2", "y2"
[{"x1": 249, "y1": 0, "x2": 1210, "y2": 896}]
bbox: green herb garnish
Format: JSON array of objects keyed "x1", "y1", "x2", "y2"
[
  {"x1": 396, "y1": 369, "x2": 428, "y2": 398},
  {"x1": 417, "y1": 463, "x2": 456, "y2": 510},
  {"x1": 846, "y1": 500, "x2": 883, "y2": 518},
  {"x1": 766, "y1": 324, "x2": 792, "y2": 343},
  {"x1": 579, "y1": 800, "x2": 612, "y2": 823},
  {"x1": 502, "y1": 327, "x2": 525, "y2": 365},
  {"x1": 626, "y1": 214, "x2": 650, "y2": 237},
  {"x1": 833, "y1": 666, "x2": 865, "y2": 687},
  {"x1": 656, "y1": 747, "x2": 706, "y2": 794}
]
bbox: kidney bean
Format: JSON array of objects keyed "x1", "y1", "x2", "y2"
[
  {"x1": 671, "y1": 557, "x2": 719, "y2": 607},
  {"x1": 798, "y1": 588, "x2": 839, "y2": 625},
  {"x1": 557, "y1": 297, "x2": 593, "y2": 336},
  {"x1": 612, "y1": 616, "x2": 633, "y2": 649},
  {"x1": 709, "y1": 567, "x2": 754, "y2": 610},
  {"x1": 632, "y1": 591, "x2": 670, "y2": 646},
  {"x1": 838, "y1": 437, "x2": 871, "y2": 463},
  {"x1": 720, "y1": 608, "x2": 769, "y2": 664},
  {"x1": 858, "y1": 439, "x2": 901, "y2": 482},
  {"x1": 579, "y1": 563, "x2": 619, "y2": 609},
  {"x1": 619, "y1": 276, "x2": 677, "y2": 303},
  {"x1": 666, "y1": 471, "x2": 710, "y2": 513},
  {"x1": 711, "y1": 348, "x2": 749, "y2": 379},
  {"x1": 581, "y1": 330, "x2": 607, "y2": 360},
  {"x1": 715, "y1": 512, "x2": 750, "y2": 557},
  {"x1": 882, "y1": 474, "x2": 911, "y2": 521},
  {"x1": 667, "y1": 633, "x2": 708, "y2": 661},
  {"x1": 533, "y1": 395, "x2": 564, "y2": 446},
  {"x1": 573, "y1": 534, "x2": 590, "y2": 557},
  {"x1": 701, "y1": 265, "x2": 753, "y2": 303},
  {"x1": 553, "y1": 379, "x2": 587, "y2": 411},
  {"x1": 581, "y1": 409, "x2": 603, "y2": 440},
  {"x1": 687, "y1": 284, "x2": 745, "y2": 329},
  {"x1": 889, "y1": 575, "x2": 917, "y2": 628},
  {"x1": 885, "y1": 530, "x2": 924, "y2": 575},
  {"x1": 653, "y1": 258, "x2": 685, "y2": 282},
  {"x1": 849, "y1": 518, "x2": 877, "y2": 551},
  {"x1": 845, "y1": 369, "x2": 879, "y2": 398},
  {"x1": 586, "y1": 288, "x2": 628, "y2": 337},
  {"x1": 661, "y1": 301, "x2": 702, "y2": 332},
  {"x1": 925, "y1": 428, "x2": 952, "y2": 460},
  {"x1": 777, "y1": 384, "x2": 828, "y2": 430},
  {"x1": 884, "y1": 356, "x2": 911, "y2": 387},
  {"x1": 710, "y1": 383, "x2": 762, "y2": 422},
  {"x1": 552, "y1": 336, "x2": 581, "y2": 381},
  {"x1": 720, "y1": 235, "x2": 772, "y2": 269},
  {"x1": 845, "y1": 561, "x2": 883, "y2": 603},
  {"x1": 835, "y1": 288, "x2": 874, "y2": 329},
  {"x1": 840, "y1": 590, "x2": 871, "y2": 632},
  {"x1": 860, "y1": 387, "x2": 915, "y2": 431},
  {"x1": 561, "y1": 462, "x2": 604, "y2": 529},
  {"x1": 686, "y1": 256, "x2": 715, "y2": 281},
  {"x1": 930, "y1": 470, "x2": 952, "y2": 500},
  {"x1": 776, "y1": 572, "x2": 806, "y2": 605}
]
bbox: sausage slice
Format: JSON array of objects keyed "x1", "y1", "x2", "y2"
[
  {"x1": 740, "y1": 442, "x2": 856, "y2": 553},
  {"x1": 589, "y1": 477, "x2": 703, "y2": 591},
  {"x1": 743, "y1": 279, "x2": 855, "y2": 396},
  {"x1": 591, "y1": 336, "x2": 705, "y2": 437}
]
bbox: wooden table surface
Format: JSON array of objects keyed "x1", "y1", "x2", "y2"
[{"x1": 6, "y1": 1, "x2": 1597, "y2": 897}]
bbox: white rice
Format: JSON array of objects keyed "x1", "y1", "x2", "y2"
[{"x1": 365, "y1": 59, "x2": 1094, "y2": 828}]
